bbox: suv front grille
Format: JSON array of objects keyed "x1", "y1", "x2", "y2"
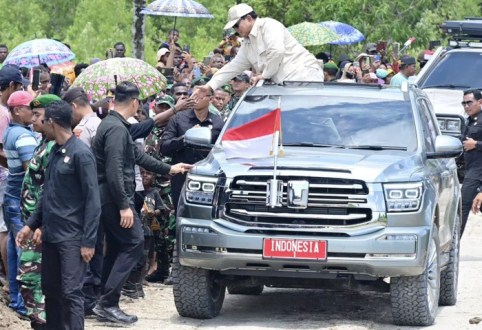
[{"x1": 224, "y1": 176, "x2": 371, "y2": 227}]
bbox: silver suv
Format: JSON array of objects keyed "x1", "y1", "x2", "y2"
[{"x1": 172, "y1": 82, "x2": 463, "y2": 326}]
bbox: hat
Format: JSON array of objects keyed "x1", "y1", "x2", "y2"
[
  {"x1": 191, "y1": 76, "x2": 211, "y2": 87},
  {"x1": 323, "y1": 62, "x2": 339, "y2": 71},
  {"x1": 373, "y1": 55, "x2": 381, "y2": 62},
  {"x1": 30, "y1": 94, "x2": 61, "y2": 109},
  {"x1": 155, "y1": 94, "x2": 174, "y2": 108},
  {"x1": 0, "y1": 64, "x2": 25, "y2": 86},
  {"x1": 223, "y1": 28, "x2": 236, "y2": 39},
  {"x1": 232, "y1": 73, "x2": 250, "y2": 83},
  {"x1": 376, "y1": 68, "x2": 388, "y2": 79},
  {"x1": 400, "y1": 55, "x2": 416, "y2": 66},
  {"x1": 224, "y1": 3, "x2": 254, "y2": 30},
  {"x1": 366, "y1": 43, "x2": 377, "y2": 53},
  {"x1": 62, "y1": 87, "x2": 87, "y2": 104},
  {"x1": 7, "y1": 91, "x2": 34, "y2": 108},
  {"x1": 157, "y1": 48, "x2": 169, "y2": 61},
  {"x1": 220, "y1": 84, "x2": 233, "y2": 94}
]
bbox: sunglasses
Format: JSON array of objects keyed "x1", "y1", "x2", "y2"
[
  {"x1": 233, "y1": 17, "x2": 245, "y2": 29},
  {"x1": 175, "y1": 92, "x2": 189, "y2": 96},
  {"x1": 461, "y1": 100, "x2": 475, "y2": 107}
]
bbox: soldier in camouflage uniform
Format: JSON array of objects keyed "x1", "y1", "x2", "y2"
[
  {"x1": 18, "y1": 95, "x2": 60, "y2": 330},
  {"x1": 144, "y1": 95, "x2": 176, "y2": 283}
]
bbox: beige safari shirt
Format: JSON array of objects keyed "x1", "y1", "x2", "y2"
[
  {"x1": 74, "y1": 112, "x2": 102, "y2": 148},
  {"x1": 208, "y1": 17, "x2": 323, "y2": 90}
]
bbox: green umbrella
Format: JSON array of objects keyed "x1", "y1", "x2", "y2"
[
  {"x1": 287, "y1": 22, "x2": 339, "y2": 47},
  {"x1": 71, "y1": 58, "x2": 167, "y2": 100}
]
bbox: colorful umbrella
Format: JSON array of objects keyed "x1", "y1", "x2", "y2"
[
  {"x1": 140, "y1": 0, "x2": 214, "y2": 29},
  {"x1": 319, "y1": 21, "x2": 365, "y2": 45},
  {"x1": 71, "y1": 58, "x2": 166, "y2": 101},
  {"x1": 4, "y1": 39, "x2": 75, "y2": 68},
  {"x1": 287, "y1": 22, "x2": 339, "y2": 47}
]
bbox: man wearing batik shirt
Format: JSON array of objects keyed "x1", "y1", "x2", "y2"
[{"x1": 19, "y1": 94, "x2": 60, "y2": 329}]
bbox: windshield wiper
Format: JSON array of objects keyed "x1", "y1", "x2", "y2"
[
  {"x1": 346, "y1": 145, "x2": 407, "y2": 151},
  {"x1": 423, "y1": 84, "x2": 470, "y2": 89},
  {"x1": 285, "y1": 142, "x2": 346, "y2": 148}
]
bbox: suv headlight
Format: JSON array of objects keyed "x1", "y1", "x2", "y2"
[
  {"x1": 185, "y1": 174, "x2": 217, "y2": 205},
  {"x1": 437, "y1": 117, "x2": 462, "y2": 135},
  {"x1": 383, "y1": 182, "x2": 423, "y2": 212}
]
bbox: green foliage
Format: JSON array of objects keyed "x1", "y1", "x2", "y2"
[{"x1": 0, "y1": 0, "x2": 480, "y2": 64}]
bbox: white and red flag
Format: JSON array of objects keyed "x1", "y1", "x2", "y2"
[{"x1": 222, "y1": 108, "x2": 283, "y2": 159}]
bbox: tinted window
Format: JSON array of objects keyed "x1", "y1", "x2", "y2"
[
  {"x1": 419, "y1": 52, "x2": 482, "y2": 89},
  {"x1": 224, "y1": 95, "x2": 418, "y2": 152}
]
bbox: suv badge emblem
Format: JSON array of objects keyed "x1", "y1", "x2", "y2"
[{"x1": 287, "y1": 180, "x2": 309, "y2": 209}]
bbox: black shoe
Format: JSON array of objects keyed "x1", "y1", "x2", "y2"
[
  {"x1": 31, "y1": 322, "x2": 47, "y2": 330},
  {"x1": 163, "y1": 275, "x2": 173, "y2": 285},
  {"x1": 145, "y1": 271, "x2": 167, "y2": 283},
  {"x1": 92, "y1": 304, "x2": 138, "y2": 325}
]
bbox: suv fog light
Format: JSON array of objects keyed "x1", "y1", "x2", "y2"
[
  {"x1": 385, "y1": 234, "x2": 417, "y2": 240},
  {"x1": 182, "y1": 226, "x2": 213, "y2": 234}
]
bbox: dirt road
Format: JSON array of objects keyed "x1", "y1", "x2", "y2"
[{"x1": 83, "y1": 215, "x2": 482, "y2": 330}]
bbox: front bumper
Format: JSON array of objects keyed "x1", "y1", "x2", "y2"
[{"x1": 178, "y1": 217, "x2": 431, "y2": 278}]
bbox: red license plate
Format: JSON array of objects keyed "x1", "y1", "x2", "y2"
[{"x1": 263, "y1": 238, "x2": 327, "y2": 260}]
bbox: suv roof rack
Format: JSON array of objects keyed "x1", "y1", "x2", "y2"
[{"x1": 441, "y1": 19, "x2": 482, "y2": 44}]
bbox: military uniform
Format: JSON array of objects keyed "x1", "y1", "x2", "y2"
[
  {"x1": 144, "y1": 127, "x2": 175, "y2": 281},
  {"x1": 18, "y1": 138, "x2": 55, "y2": 326}
]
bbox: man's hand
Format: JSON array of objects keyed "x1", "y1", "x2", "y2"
[
  {"x1": 190, "y1": 85, "x2": 212, "y2": 103},
  {"x1": 32, "y1": 228, "x2": 42, "y2": 245},
  {"x1": 463, "y1": 137, "x2": 477, "y2": 151},
  {"x1": 120, "y1": 208, "x2": 134, "y2": 228},
  {"x1": 169, "y1": 163, "x2": 194, "y2": 175},
  {"x1": 175, "y1": 96, "x2": 196, "y2": 112},
  {"x1": 80, "y1": 247, "x2": 95, "y2": 263},
  {"x1": 472, "y1": 192, "x2": 482, "y2": 214},
  {"x1": 250, "y1": 74, "x2": 263, "y2": 85},
  {"x1": 16, "y1": 226, "x2": 33, "y2": 248}
]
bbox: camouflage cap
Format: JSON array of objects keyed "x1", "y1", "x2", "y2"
[
  {"x1": 155, "y1": 94, "x2": 175, "y2": 108},
  {"x1": 30, "y1": 94, "x2": 61, "y2": 110}
]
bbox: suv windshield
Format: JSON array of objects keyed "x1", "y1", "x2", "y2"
[
  {"x1": 419, "y1": 52, "x2": 482, "y2": 89},
  {"x1": 224, "y1": 95, "x2": 417, "y2": 152}
]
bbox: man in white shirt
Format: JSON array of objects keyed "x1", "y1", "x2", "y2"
[{"x1": 194, "y1": 3, "x2": 323, "y2": 99}]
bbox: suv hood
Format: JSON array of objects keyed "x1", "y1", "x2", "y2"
[
  {"x1": 194, "y1": 147, "x2": 421, "y2": 183},
  {"x1": 423, "y1": 88, "x2": 465, "y2": 117}
]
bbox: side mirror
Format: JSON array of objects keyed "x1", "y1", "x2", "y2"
[
  {"x1": 184, "y1": 127, "x2": 212, "y2": 148},
  {"x1": 427, "y1": 135, "x2": 463, "y2": 159}
]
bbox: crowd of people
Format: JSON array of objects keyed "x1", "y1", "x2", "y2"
[{"x1": 0, "y1": 2, "x2": 442, "y2": 329}]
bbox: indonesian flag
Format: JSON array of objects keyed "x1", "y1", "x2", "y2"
[{"x1": 222, "y1": 108, "x2": 282, "y2": 159}]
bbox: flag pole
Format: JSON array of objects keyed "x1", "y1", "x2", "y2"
[{"x1": 267, "y1": 97, "x2": 282, "y2": 208}]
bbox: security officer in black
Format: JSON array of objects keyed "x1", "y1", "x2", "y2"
[
  {"x1": 91, "y1": 82, "x2": 191, "y2": 325},
  {"x1": 460, "y1": 89, "x2": 482, "y2": 235},
  {"x1": 17, "y1": 100, "x2": 101, "y2": 330},
  {"x1": 161, "y1": 85, "x2": 224, "y2": 209}
]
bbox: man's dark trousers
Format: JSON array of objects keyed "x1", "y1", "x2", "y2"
[
  {"x1": 42, "y1": 240, "x2": 86, "y2": 330},
  {"x1": 99, "y1": 202, "x2": 143, "y2": 308},
  {"x1": 83, "y1": 222, "x2": 104, "y2": 312},
  {"x1": 461, "y1": 178, "x2": 481, "y2": 235}
]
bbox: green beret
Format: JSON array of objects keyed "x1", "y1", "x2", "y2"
[
  {"x1": 155, "y1": 94, "x2": 175, "y2": 108},
  {"x1": 30, "y1": 94, "x2": 61, "y2": 110},
  {"x1": 323, "y1": 62, "x2": 339, "y2": 71},
  {"x1": 220, "y1": 84, "x2": 233, "y2": 94},
  {"x1": 191, "y1": 76, "x2": 211, "y2": 88}
]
